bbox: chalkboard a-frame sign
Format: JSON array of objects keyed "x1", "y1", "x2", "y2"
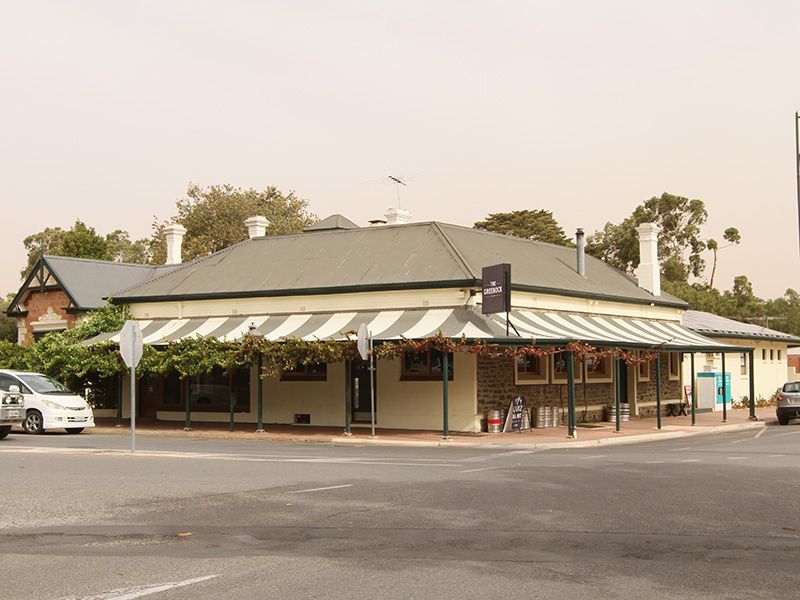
[{"x1": 481, "y1": 263, "x2": 511, "y2": 315}]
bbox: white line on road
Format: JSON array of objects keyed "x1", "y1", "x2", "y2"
[
  {"x1": 74, "y1": 574, "x2": 218, "y2": 600},
  {"x1": 288, "y1": 484, "x2": 353, "y2": 494},
  {"x1": 773, "y1": 430, "x2": 800, "y2": 437},
  {"x1": 768, "y1": 454, "x2": 786, "y2": 458},
  {"x1": 669, "y1": 447, "x2": 692, "y2": 452},
  {"x1": 727, "y1": 457, "x2": 748, "y2": 460},
  {"x1": 644, "y1": 460, "x2": 665, "y2": 464},
  {"x1": 579, "y1": 455, "x2": 607, "y2": 460},
  {"x1": 680, "y1": 459, "x2": 702, "y2": 463},
  {"x1": 460, "y1": 466, "x2": 502, "y2": 473},
  {"x1": 730, "y1": 438, "x2": 750, "y2": 444},
  {"x1": 754, "y1": 428, "x2": 767, "y2": 439}
]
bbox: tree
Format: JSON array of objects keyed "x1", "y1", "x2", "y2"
[
  {"x1": 586, "y1": 193, "x2": 710, "y2": 286},
  {"x1": 706, "y1": 227, "x2": 741, "y2": 288},
  {"x1": 149, "y1": 184, "x2": 317, "y2": 263},
  {"x1": 21, "y1": 220, "x2": 152, "y2": 276},
  {"x1": 0, "y1": 293, "x2": 18, "y2": 342},
  {"x1": 473, "y1": 209, "x2": 572, "y2": 246}
]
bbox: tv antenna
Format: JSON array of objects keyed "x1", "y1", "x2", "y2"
[{"x1": 388, "y1": 175, "x2": 407, "y2": 208}]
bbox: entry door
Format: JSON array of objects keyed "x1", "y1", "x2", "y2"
[
  {"x1": 138, "y1": 374, "x2": 161, "y2": 418},
  {"x1": 350, "y1": 359, "x2": 377, "y2": 422}
]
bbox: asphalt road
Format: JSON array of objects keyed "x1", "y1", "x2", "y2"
[{"x1": 2, "y1": 422, "x2": 800, "y2": 600}]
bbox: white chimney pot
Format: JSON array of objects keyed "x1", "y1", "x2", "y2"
[
  {"x1": 245, "y1": 215, "x2": 269, "y2": 239},
  {"x1": 384, "y1": 207, "x2": 412, "y2": 225},
  {"x1": 634, "y1": 222, "x2": 661, "y2": 296},
  {"x1": 163, "y1": 224, "x2": 187, "y2": 265}
]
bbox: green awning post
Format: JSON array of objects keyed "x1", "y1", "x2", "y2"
[
  {"x1": 566, "y1": 351, "x2": 577, "y2": 439},
  {"x1": 256, "y1": 353, "x2": 264, "y2": 433},
  {"x1": 690, "y1": 353, "x2": 696, "y2": 426},
  {"x1": 442, "y1": 352, "x2": 450, "y2": 439},
  {"x1": 748, "y1": 349, "x2": 757, "y2": 420},
  {"x1": 721, "y1": 352, "x2": 727, "y2": 423},
  {"x1": 229, "y1": 390, "x2": 235, "y2": 432},
  {"x1": 655, "y1": 355, "x2": 662, "y2": 430},
  {"x1": 344, "y1": 360, "x2": 352, "y2": 436},
  {"x1": 184, "y1": 377, "x2": 191, "y2": 431},
  {"x1": 614, "y1": 356, "x2": 621, "y2": 433},
  {"x1": 116, "y1": 373, "x2": 123, "y2": 427}
]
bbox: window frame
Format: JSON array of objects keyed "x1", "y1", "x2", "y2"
[
  {"x1": 668, "y1": 352, "x2": 681, "y2": 381},
  {"x1": 637, "y1": 353, "x2": 650, "y2": 382},
  {"x1": 514, "y1": 354, "x2": 548, "y2": 385},
  {"x1": 740, "y1": 353, "x2": 747, "y2": 376},
  {"x1": 551, "y1": 351, "x2": 583, "y2": 384},
  {"x1": 401, "y1": 349, "x2": 454, "y2": 381}
]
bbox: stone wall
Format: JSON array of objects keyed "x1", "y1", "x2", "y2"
[{"x1": 477, "y1": 355, "x2": 683, "y2": 423}]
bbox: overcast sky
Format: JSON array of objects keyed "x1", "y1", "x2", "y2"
[{"x1": 2, "y1": 1, "x2": 799, "y2": 301}]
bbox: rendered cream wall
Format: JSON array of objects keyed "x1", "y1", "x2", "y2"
[
  {"x1": 128, "y1": 288, "x2": 680, "y2": 322},
  {"x1": 682, "y1": 340, "x2": 788, "y2": 404}
]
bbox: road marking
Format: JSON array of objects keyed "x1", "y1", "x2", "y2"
[
  {"x1": 460, "y1": 466, "x2": 502, "y2": 473},
  {"x1": 579, "y1": 455, "x2": 607, "y2": 460},
  {"x1": 727, "y1": 457, "x2": 748, "y2": 460},
  {"x1": 74, "y1": 574, "x2": 218, "y2": 600},
  {"x1": 730, "y1": 438, "x2": 750, "y2": 444},
  {"x1": 773, "y1": 430, "x2": 800, "y2": 437},
  {"x1": 754, "y1": 428, "x2": 767, "y2": 439},
  {"x1": 288, "y1": 484, "x2": 353, "y2": 494},
  {"x1": 680, "y1": 459, "x2": 702, "y2": 463},
  {"x1": 669, "y1": 447, "x2": 691, "y2": 452},
  {"x1": 644, "y1": 460, "x2": 665, "y2": 464},
  {"x1": 768, "y1": 454, "x2": 786, "y2": 458}
]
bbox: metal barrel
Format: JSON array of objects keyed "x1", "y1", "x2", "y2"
[
  {"x1": 550, "y1": 407, "x2": 560, "y2": 428},
  {"x1": 487, "y1": 409, "x2": 503, "y2": 433},
  {"x1": 620, "y1": 403, "x2": 631, "y2": 422},
  {"x1": 534, "y1": 406, "x2": 547, "y2": 428},
  {"x1": 605, "y1": 404, "x2": 616, "y2": 422}
]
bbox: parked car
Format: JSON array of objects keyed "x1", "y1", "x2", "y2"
[
  {"x1": 0, "y1": 385, "x2": 25, "y2": 439},
  {"x1": 776, "y1": 381, "x2": 800, "y2": 426},
  {"x1": 0, "y1": 370, "x2": 95, "y2": 434}
]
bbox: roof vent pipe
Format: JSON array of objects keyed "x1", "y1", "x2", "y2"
[
  {"x1": 245, "y1": 215, "x2": 269, "y2": 239},
  {"x1": 163, "y1": 224, "x2": 187, "y2": 265},
  {"x1": 576, "y1": 228, "x2": 586, "y2": 277}
]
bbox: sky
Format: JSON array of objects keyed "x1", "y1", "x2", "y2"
[{"x1": 1, "y1": 0, "x2": 799, "y2": 301}]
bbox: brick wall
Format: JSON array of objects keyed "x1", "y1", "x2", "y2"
[
  {"x1": 21, "y1": 289, "x2": 77, "y2": 345},
  {"x1": 635, "y1": 357, "x2": 682, "y2": 417}
]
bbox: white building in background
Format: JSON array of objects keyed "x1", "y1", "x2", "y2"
[{"x1": 682, "y1": 310, "x2": 800, "y2": 407}]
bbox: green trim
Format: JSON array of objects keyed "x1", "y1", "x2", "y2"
[{"x1": 510, "y1": 283, "x2": 687, "y2": 309}]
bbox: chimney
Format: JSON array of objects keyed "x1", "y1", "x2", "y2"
[
  {"x1": 576, "y1": 228, "x2": 586, "y2": 277},
  {"x1": 634, "y1": 222, "x2": 661, "y2": 296},
  {"x1": 163, "y1": 224, "x2": 187, "y2": 265},
  {"x1": 245, "y1": 215, "x2": 269, "y2": 239},
  {"x1": 384, "y1": 207, "x2": 411, "y2": 225}
]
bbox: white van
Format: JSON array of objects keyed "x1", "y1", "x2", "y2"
[{"x1": 0, "y1": 370, "x2": 95, "y2": 435}]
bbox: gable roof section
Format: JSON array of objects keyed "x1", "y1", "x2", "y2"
[
  {"x1": 7, "y1": 256, "x2": 179, "y2": 314},
  {"x1": 303, "y1": 214, "x2": 360, "y2": 231},
  {"x1": 113, "y1": 222, "x2": 687, "y2": 308},
  {"x1": 682, "y1": 310, "x2": 800, "y2": 345}
]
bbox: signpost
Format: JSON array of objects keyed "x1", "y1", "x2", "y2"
[
  {"x1": 119, "y1": 320, "x2": 143, "y2": 452},
  {"x1": 481, "y1": 263, "x2": 517, "y2": 336},
  {"x1": 357, "y1": 323, "x2": 376, "y2": 438}
]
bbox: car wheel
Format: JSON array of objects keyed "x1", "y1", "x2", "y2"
[
  {"x1": 65, "y1": 428, "x2": 84, "y2": 434},
  {"x1": 777, "y1": 414, "x2": 790, "y2": 426},
  {"x1": 23, "y1": 410, "x2": 44, "y2": 434},
  {"x1": 0, "y1": 425, "x2": 11, "y2": 440}
]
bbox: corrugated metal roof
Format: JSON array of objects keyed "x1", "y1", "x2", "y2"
[
  {"x1": 113, "y1": 222, "x2": 686, "y2": 307},
  {"x1": 683, "y1": 310, "x2": 800, "y2": 344},
  {"x1": 43, "y1": 256, "x2": 178, "y2": 309},
  {"x1": 303, "y1": 214, "x2": 360, "y2": 231}
]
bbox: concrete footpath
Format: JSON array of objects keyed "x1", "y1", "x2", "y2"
[{"x1": 88, "y1": 407, "x2": 774, "y2": 450}]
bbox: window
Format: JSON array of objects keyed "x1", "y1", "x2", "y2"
[
  {"x1": 740, "y1": 353, "x2": 747, "y2": 376},
  {"x1": 762, "y1": 349, "x2": 766, "y2": 361},
  {"x1": 188, "y1": 367, "x2": 249, "y2": 412},
  {"x1": 770, "y1": 349, "x2": 774, "y2": 361},
  {"x1": 515, "y1": 354, "x2": 547, "y2": 384},
  {"x1": 551, "y1": 351, "x2": 582, "y2": 383},
  {"x1": 401, "y1": 349, "x2": 454, "y2": 381},
  {"x1": 637, "y1": 354, "x2": 650, "y2": 382},
  {"x1": 778, "y1": 349, "x2": 783, "y2": 361},
  {"x1": 584, "y1": 355, "x2": 612, "y2": 382},
  {"x1": 0, "y1": 374, "x2": 18, "y2": 391},
  {"x1": 281, "y1": 362, "x2": 328, "y2": 381},
  {"x1": 668, "y1": 352, "x2": 680, "y2": 380}
]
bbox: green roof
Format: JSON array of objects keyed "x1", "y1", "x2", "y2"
[{"x1": 113, "y1": 222, "x2": 687, "y2": 308}]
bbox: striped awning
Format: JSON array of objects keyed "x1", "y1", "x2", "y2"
[{"x1": 85, "y1": 307, "x2": 737, "y2": 351}]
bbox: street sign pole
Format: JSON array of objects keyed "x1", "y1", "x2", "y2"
[
  {"x1": 119, "y1": 320, "x2": 143, "y2": 453},
  {"x1": 369, "y1": 332, "x2": 376, "y2": 438}
]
